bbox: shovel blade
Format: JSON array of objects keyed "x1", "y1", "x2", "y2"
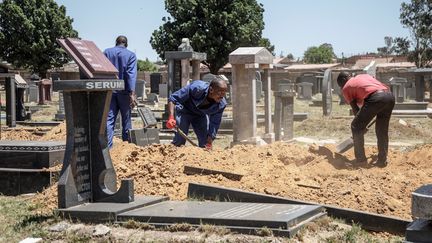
[{"x1": 336, "y1": 137, "x2": 354, "y2": 153}]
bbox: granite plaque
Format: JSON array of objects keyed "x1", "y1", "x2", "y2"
[
  {"x1": 57, "y1": 38, "x2": 118, "y2": 79},
  {"x1": 129, "y1": 128, "x2": 160, "y2": 146},
  {"x1": 137, "y1": 107, "x2": 157, "y2": 128},
  {"x1": 118, "y1": 201, "x2": 324, "y2": 230}
]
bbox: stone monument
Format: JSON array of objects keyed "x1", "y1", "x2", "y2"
[
  {"x1": 164, "y1": 38, "x2": 207, "y2": 96},
  {"x1": 389, "y1": 77, "x2": 407, "y2": 103},
  {"x1": 322, "y1": 69, "x2": 332, "y2": 116},
  {"x1": 229, "y1": 47, "x2": 274, "y2": 145},
  {"x1": 0, "y1": 73, "x2": 29, "y2": 126},
  {"x1": 274, "y1": 82, "x2": 296, "y2": 141},
  {"x1": 55, "y1": 38, "x2": 135, "y2": 209}
]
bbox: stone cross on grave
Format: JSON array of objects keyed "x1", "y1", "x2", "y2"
[
  {"x1": 229, "y1": 47, "x2": 274, "y2": 145},
  {"x1": 54, "y1": 38, "x2": 134, "y2": 209}
]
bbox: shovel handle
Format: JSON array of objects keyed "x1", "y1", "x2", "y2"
[
  {"x1": 367, "y1": 119, "x2": 377, "y2": 129},
  {"x1": 174, "y1": 126, "x2": 198, "y2": 147}
]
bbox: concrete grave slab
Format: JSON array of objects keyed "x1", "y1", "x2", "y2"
[
  {"x1": 58, "y1": 196, "x2": 168, "y2": 222},
  {"x1": 117, "y1": 200, "x2": 324, "y2": 231}
]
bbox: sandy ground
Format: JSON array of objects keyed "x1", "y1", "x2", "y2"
[{"x1": 0, "y1": 122, "x2": 421, "y2": 221}]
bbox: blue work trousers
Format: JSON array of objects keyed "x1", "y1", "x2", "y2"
[
  {"x1": 172, "y1": 110, "x2": 209, "y2": 147},
  {"x1": 106, "y1": 93, "x2": 132, "y2": 148}
]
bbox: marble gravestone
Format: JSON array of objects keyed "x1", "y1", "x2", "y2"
[{"x1": 55, "y1": 38, "x2": 135, "y2": 209}]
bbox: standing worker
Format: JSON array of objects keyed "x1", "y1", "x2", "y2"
[
  {"x1": 166, "y1": 77, "x2": 228, "y2": 149},
  {"x1": 337, "y1": 72, "x2": 395, "y2": 167},
  {"x1": 104, "y1": 35, "x2": 137, "y2": 148}
]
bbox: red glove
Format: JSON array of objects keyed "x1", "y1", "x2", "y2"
[
  {"x1": 205, "y1": 136, "x2": 212, "y2": 150},
  {"x1": 205, "y1": 143, "x2": 212, "y2": 150},
  {"x1": 166, "y1": 115, "x2": 176, "y2": 129}
]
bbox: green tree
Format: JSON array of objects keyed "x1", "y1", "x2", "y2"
[
  {"x1": 258, "y1": 37, "x2": 275, "y2": 56},
  {"x1": 400, "y1": 0, "x2": 432, "y2": 67},
  {"x1": 393, "y1": 37, "x2": 411, "y2": 56},
  {"x1": 0, "y1": 0, "x2": 78, "y2": 78},
  {"x1": 303, "y1": 43, "x2": 335, "y2": 64},
  {"x1": 137, "y1": 58, "x2": 158, "y2": 72},
  {"x1": 150, "y1": 0, "x2": 270, "y2": 74}
]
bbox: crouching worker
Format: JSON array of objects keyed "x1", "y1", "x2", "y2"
[{"x1": 166, "y1": 76, "x2": 228, "y2": 149}]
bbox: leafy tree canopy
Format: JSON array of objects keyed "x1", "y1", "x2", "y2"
[
  {"x1": 150, "y1": 0, "x2": 272, "y2": 73},
  {"x1": 303, "y1": 43, "x2": 335, "y2": 64},
  {"x1": 0, "y1": 0, "x2": 78, "y2": 77},
  {"x1": 400, "y1": 0, "x2": 432, "y2": 67},
  {"x1": 137, "y1": 58, "x2": 158, "y2": 72}
]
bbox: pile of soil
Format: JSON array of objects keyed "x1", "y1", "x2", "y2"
[
  {"x1": 3, "y1": 123, "x2": 430, "y2": 220},
  {"x1": 32, "y1": 135, "x2": 432, "y2": 220},
  {"x1": 0, "y1": 122, "x2": 66, "y2": 141}
]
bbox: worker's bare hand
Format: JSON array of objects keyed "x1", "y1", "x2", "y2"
[{"x1": 129, "y1": 92, "x2": 138, "y2": 108}]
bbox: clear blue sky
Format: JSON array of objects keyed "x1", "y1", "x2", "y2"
[{"x1": 55, "y1": 0, "x2": 410, "y2": 61}]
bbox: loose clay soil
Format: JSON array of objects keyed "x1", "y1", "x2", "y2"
[{"x1": 2, "y1": 123, "x2": 431, "y2": 220}]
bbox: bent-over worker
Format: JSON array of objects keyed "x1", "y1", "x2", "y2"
[
  {"x1": 166, "y1": 76, "x2": 228, "y2": 149},
  {"x1": 337, "y1": 72, "x2": 395, "y2": 167}
]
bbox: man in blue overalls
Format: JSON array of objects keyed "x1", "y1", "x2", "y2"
[
  {"x1": 166, "y1": 76, "x2": 228, "y2": 149},
  {"x1": 104, "y1": 35, "x2": 137, "y2": 148}
]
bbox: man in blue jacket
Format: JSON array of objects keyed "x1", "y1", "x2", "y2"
[
  {"x1": 166, "y1": 76, "x2": 228, "y2": 149},
  {"x1": 104, "y1": 35, "x2": 137, "y2": 148}
]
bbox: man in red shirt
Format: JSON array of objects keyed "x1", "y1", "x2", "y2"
[{"x1": 337, "y1": 72, "x2": 395, "y2": 167}]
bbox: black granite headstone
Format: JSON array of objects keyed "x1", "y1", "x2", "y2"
[
  {"x1": 129, "y1": 128, "x2": 160, "y2": 146},
  {"x1": 0, "y1": 140, "x2": 65, "y2": 169},
  {"x1": 117, "y1": 201, "x2": 324, "y2": 234},
  {"x1": 137, "y1": 107, "x2": 157, "y2": 128},
  {"x1": 56, "y1": 38, "x2": 134, "y2": 209},
  {"x1": 406, "y1": 219, "x2": 432, "y2": 242}
]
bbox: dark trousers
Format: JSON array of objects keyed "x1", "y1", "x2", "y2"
[
  {"x1": 351, "y1": 91, "x2": 395, "y2": 162},
  {"x1": 106, "y1": 93, "x2": 132, "y2": 148},
  {"x1": 172, "y1": 109, "x2": 208, "y2": 148}
]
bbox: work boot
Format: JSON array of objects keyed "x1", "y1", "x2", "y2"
[
  {"x1": 355, "y1": 156, "x2": 368, "y2": 165},
  {"x1": 376, "y1": 159, "x2": 388, "y2": 168}
]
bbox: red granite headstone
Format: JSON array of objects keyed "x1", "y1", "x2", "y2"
[{"x1": 58, "y1": 38, "x2": 119, "y2": 79}]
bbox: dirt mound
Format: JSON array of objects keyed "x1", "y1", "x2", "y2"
[
  {"x1": 0, "y1": 122, "x2": 66, "y2": 141},
  {"x1": 40, "y1": 122, "x2": 67, "y2": 141},
  {"x1": 0, "y1": 128, "x2": 42, "y2": 140},
  {"x1": 32, "y1": 139, "x2": 432, "y2": 220}
]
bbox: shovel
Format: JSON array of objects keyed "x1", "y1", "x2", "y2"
[
  {"x1": 336, "y1": 119, "x2": 376, "y2": 154},
  {"x1": 174, "y1": 126, "x2": 198, "y2": 147}
]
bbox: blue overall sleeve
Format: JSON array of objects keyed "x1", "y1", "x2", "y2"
[
  {"x1": 207, "y1": 107, "x2": 225, "y2": 140},
  {"x1": 126, "y1": 54, "x2": 137, "y2": 92},
  {"x1": 169, "y1": 85, "x2": 191, "y2": 104}
]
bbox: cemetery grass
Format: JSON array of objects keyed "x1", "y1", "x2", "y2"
[{"x1": 0, "y1": 195, "x2": 403, "y2": 242}]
